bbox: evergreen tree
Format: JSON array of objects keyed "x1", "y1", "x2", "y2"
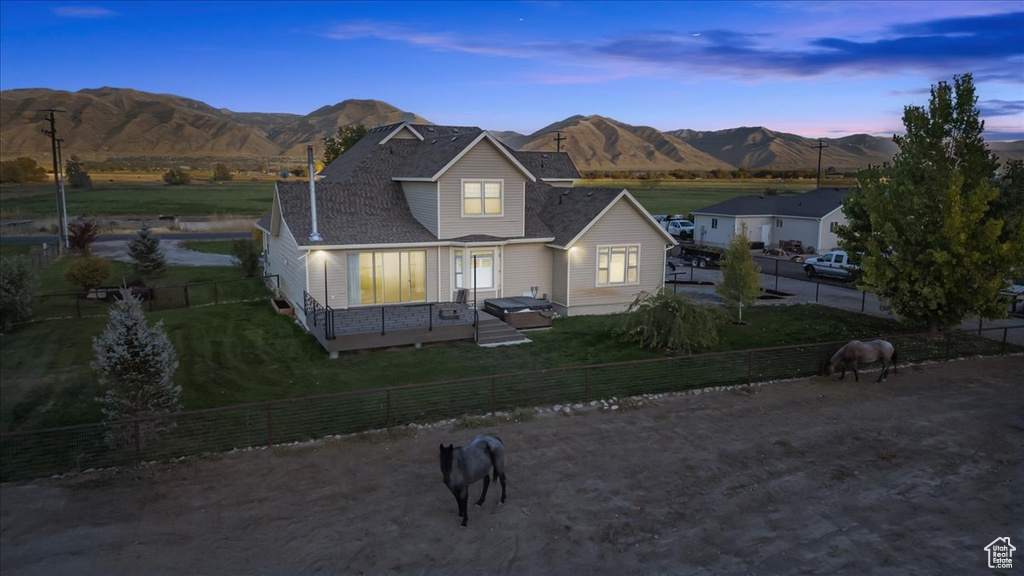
[
  {"x1": 716, "y1": 223, "x2": 763, "y2": 323},
  {"x1": 0, "y1": 256, "x2": 37, "y2": 333},
  {"x1": 128, "y1": 224, "x2": 166, "y2": 278},
  {"x1": 321, "y1": 124, "x2": 369, "y2": 166},
  {"x1": 93, "y1": 289, "x2": 180, "y2": 448},
  {"x1": 838, "y1": 73, "x2": 1022, "y2": 330},
  {"x1": 65, "y1": 155, "x2": 93, "y2": 189}
]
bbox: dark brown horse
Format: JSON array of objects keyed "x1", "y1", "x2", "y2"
[{"x1": 825, "y1": 339, "x2": 897, "y2": 383}]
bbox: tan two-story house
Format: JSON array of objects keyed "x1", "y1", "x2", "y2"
[{"x1": 257, "y1": 122, "x2": 675, "y2": 354}]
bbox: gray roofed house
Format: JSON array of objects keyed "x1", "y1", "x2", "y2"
[
  {"x1": 690, "y1": 187, "x2": 853, "y2": 252},
  {"x1": 257, "y1": 121, "x2": 674, "y2": 355}
]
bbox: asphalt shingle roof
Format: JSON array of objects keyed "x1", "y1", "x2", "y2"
[
  {"x1": 526, "y1": 184, "x2": 624, "y2": 246},
  {"x1": 394, "y1": 124, "x2": 484, "y2": 179},
  {"x1": 693, "y1": 187, "x2": 852, "y2": 218},
  {"x1": 278, "y1": 122, "x2": 630, "y2": 248},
  {"x1": 511, "y1": 151, "x2": 581, "y2": 180}
]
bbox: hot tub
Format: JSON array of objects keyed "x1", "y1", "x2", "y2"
[{"x1": 483, "y1": 297, "x2": 554, "y2": 329}]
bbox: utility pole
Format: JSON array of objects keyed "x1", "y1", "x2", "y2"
[
  {"x1": 39, "y1": 109, "x2": 66, "y2": 252},
  {"x1": 56, "y1": 138, "x2": 69, "y2": 248},
  {"x1": 811, "y1": 139, "x2": 829, "y2": 188},
  {"x1": 553, "y1": 131, "x2": 566, "y2": 153}
]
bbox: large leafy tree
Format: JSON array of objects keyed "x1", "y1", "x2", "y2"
[
  {"x1": 321, "y1": 124, "x2": 369, "y2": 167},
  {"x1": 65, "y1": 155, "x2": 93, "y2": 189},
  {"x1": 838, "y1": 73, "x2": 1022, "y2": 330},
  {"x1": 716, "y1": 223, "x2": 763, "y2": 323}
]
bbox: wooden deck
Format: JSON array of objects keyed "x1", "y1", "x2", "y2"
[{"x1": 301, "y1": 295, "x2": 530, "y2": 356}]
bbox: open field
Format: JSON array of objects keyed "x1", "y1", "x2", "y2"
[
  {"x1": 0, "y1": 180, "x2": 275, "y2": 218},
  {"x1": 582, "y1": 178, "x2": 855, "y2": 216},
  {"x1": 1, "y1": 355, "x2": 1019, "y2": 575}
]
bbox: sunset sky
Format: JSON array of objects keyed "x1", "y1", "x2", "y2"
[{"x1": 1, "y1": 1, "x2": 1021, "y2": 139}]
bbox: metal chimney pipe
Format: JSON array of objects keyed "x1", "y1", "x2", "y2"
[{"x1": 307, "y1": 146, "x2": 322, "y2": 242}]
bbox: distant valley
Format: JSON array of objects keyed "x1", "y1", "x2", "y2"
[{"x1": 2, "y1": 87, "x2": 1021, "y2": 172}]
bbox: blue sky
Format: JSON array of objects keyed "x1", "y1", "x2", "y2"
[{"x1": 2, "y1": 1, "x2": 1022, "y2": 140}]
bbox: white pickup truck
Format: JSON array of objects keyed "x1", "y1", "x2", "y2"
[
  {"x1": 661, "y1": 219, "x2": 694, "y2": 239},
  {"x1": 803, "y1": 250, "x2": 859, "y2": 280}
]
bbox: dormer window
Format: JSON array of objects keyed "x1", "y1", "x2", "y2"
[{"x1": 462, "y1": 179, "x2": 503, "y2": 216}]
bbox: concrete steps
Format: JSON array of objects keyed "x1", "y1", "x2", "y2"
[{"x1": 475, "y1": 317, "x2": 531, "y2": 347}]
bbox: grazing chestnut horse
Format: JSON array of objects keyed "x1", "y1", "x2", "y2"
[
  {"x1": 439, "y1": 435, "x2": 507, "y2": 527},
  {"x1": 825, "y1": 339, "x2": 898, "y2": 383}
]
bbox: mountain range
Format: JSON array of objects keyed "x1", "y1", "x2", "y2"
[{"x1": 2, "y1": 87, "x2": 1021, "y2": 171}]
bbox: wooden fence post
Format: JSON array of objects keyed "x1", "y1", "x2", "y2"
[
  {"x1": 266, "y1": 407, "x2": 274, "y2": 444},
  {"x1": 183, "y1": 286, "x2": 190, "y2": 308},
  {"x1": 747, "y1": 351, "x2": 753, "y2": 384}
]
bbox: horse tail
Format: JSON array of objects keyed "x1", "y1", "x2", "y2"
[
  {"x1": 891, "y1": 347, "x2": 898, "y2": 373},
  {"x1": 486, "y1": 436, "x2": 504, "y2": 479}
]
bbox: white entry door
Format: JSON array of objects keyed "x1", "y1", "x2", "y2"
[{"x1": 761, "y1": 224, "x2": 771, "y2": 245}]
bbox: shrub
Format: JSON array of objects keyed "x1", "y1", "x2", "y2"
[
  {"x1": 163, "y1": 168, "x2": 191, "y2": 185},
  {"x1": 67, "y1": 216, "x2": 101, "y2": 254},
  {"x1": 616, "y1": 288, "x2": 724, "y2": 353},
  {"x1": 231, "y1": 239, "x2": 261, "y2": 278},
  {"x1": 0, "y1": 256, "x2": 37, "y2": 332},
  {"x1": 63, "y1": 255, "x2": 112, "y2": 291}
]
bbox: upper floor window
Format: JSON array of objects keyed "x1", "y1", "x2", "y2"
[
  {"x1": 711, "y1": 218, "x2": 718, "y2": 230},
  {"x1": 829, "y1": 221, "x2": 840, "y2": 233},
  {"x1": 776, "y1": 218, "x2": 783, "y2": 228},
  {"x1": 463, "y1": 180, "x2": 502, "y2": 216}
]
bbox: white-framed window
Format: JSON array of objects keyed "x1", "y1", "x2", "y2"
[
  {"x1": 462, "y1": 180, "x2": 503, "y2": 216},
  {"x1": 347, "y1": 251, "x2": 427, "y2": 305},
  {"x1": 711, "y1": 218, "x2": 718, "y2": 230},
  {"x1": 597, "y1": 245, "x2": 640, "y2": 286},
  {"x1": 776, "y1": 218, "x2": 783, "y2": 228},
  {"x1": 829, "y1": 221, "x2": 840, "y2": 233},
  {"x1": 454, "y1": 249, "x2": 495, "y2": 289}
]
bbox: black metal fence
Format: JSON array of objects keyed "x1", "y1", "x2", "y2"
[
  {"x1": 32, "y1": 275, "x2": 280, "y2": 320},
  {"x1": 2, "y1": 327, "x2": 1019, "y2": 482}
]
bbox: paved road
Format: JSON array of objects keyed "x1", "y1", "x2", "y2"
[{"x1": 0, "y1": 232, "x2": 250, "y2": 244}]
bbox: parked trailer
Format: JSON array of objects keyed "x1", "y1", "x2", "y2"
[{"x1": 676, "y1": 244, "x2": 723, "y2": 268}]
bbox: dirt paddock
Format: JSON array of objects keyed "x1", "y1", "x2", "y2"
[{"x1": 2, "y1": 356, "x2": 1021, "y2": 575}]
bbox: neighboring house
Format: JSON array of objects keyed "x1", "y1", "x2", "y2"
[
  {"x1": 256, "y1": 122, "x2": 674, "y2": 354},
  {"x1": 691, "y1": 187, "x2": 852, "y2": 253}
]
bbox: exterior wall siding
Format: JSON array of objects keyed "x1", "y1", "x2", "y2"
[
  {"x1": 437, "y1": 140, "x2": 526, "y2": 239},
  {"x1": 401, "y1": 181, "x2": 439, "y2": 236},
  {"x1": 502, "y1": 243, "x2": 554, "y2": 299},
  {"x1": 692, "y1": 214, "x2": 738, "y2": 248},
  {"x1": 551, "y1": 249, "x2": 568, "y2": 308},
  {"x1": 264, "y1": 220, "x2": 308, "y2": 313},
  {"x1": 818, "y1": 208, "x2": 848, "y2": 253},
  {"x1": 735, "y1": 216, "x2": 773, "y2": 245},
  {"x1": 565, "y1": 200, "x2": 668, "y2": 315},
  {"x1": 775, "y1": 218, "x2": 823, "y2": 253}
]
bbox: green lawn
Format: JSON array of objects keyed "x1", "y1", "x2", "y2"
[
  {"x1": 182, "y1": 240, "x2": 247, "y2": 255},
  {"x1": 0, "y1": 181, "x2": 275, "y2": 218},
  {"x1": 581, "y1": 178, "x2": 855, "y2": 216},
  {"x1": 1, "y1": 302, "x2": 909, "y2": 432}
]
